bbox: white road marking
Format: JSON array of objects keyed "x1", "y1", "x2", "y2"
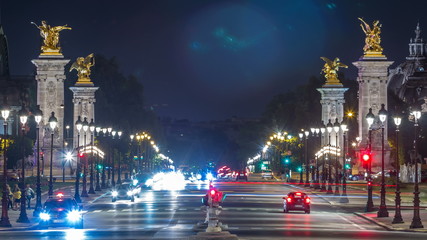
[
  {"x1": 107, "y1": 209, "x2": 116, "y2": 212},
  {"x1": 337, "y1": 214, "x2": 365, "y2": 230}
]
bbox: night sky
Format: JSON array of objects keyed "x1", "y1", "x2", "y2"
[{"x1": 3, "y1": 0, "x2": 427, "y2": 121}]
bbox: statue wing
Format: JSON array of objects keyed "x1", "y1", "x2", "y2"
[
  {"x1": 333, "y1": 58, "x2": 348, "y2": 69},
  {"x1": 320, "y1": 57, "x2": 333, "y2": 67},
  {"x1": 69, "y1": 61, "x2": 78, "y2": 72},
  {"x1": 84, "y1": 53, "x2": 94, "y2": 65}
]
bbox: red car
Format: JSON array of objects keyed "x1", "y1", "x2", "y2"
[{"x1": 283, "y1": 192, "x2": 311, "y2": 214}]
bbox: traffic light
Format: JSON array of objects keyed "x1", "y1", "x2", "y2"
[
  {"x1": 297, "y1": 167, "x2": 302, "y2": 172},
  {"x1": 97, "y1": 164, "x2": 102, "y2": 170},
  {"x1": 345, "y1": 164, "x2": 351, "y2": 169},
  {"x1": 361, "y1": 152, "x2": 371, "y2": 169},
  {"x1": 283, "y1": 156, "x2": 290, "y2": 164}
]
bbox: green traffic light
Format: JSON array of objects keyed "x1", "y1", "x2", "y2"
[{"x1": 297, "y1": 167, "x2": 302, "y2": 172}]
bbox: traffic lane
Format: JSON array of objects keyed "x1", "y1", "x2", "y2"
[{"x1": 1, "y1": 229, "x2": 426, "y2": 240}]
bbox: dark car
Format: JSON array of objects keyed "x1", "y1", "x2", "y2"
[
  {"x1": 283, "y1": 192, "x2": 311, "y2": 214},
  {"x1": 38, "y1": 193, "x2": 83, "y2": 229},
  {"x1": 235, "y1": 170, "x2": 248, "y2": 181},
  {"x1": 111, "y1": 183, "x2": 136, "y2": 202}
]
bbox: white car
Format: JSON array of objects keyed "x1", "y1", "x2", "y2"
[{"x1": 262, "y1": 170, "x2": 273, "y2": 179}]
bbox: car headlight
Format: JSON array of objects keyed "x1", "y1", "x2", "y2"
[
  {"x1": 127, "y1": 191, "x2": 133, "y2": 196},
  {"x1": 112, "y1": 191, "x2": 118, "y2": 197},
  {"x1": 40, "y1": 212, "x2": 50, "y2": 221},
  {"x1": 67, "y1": 210, "x2": 82, "y2": 222}
]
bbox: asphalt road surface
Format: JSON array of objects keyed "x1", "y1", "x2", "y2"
[{"x1": 0, "y1": 181, "x2": 426, "y2": 239}]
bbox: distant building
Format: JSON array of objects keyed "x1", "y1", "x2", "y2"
[{"x1": 0, "y1": 25, "x2": 33, "y2": 136}]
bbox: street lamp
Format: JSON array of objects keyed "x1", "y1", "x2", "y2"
[
  {"x1": 88, "y1": 119, "x2": 96, "y2": 194},
  {"x1": 340, "y1": 121, "x2": 349, "y2": 203},
  {"x1": 392, "y1": 114, "x2": 403, "y2": 224},
  {"x1": 117, "y1": 131, "x2": 122, "y2": 184},
  {"x1": 17, "y1": 105, "x2": 29, "y2": 223},
  {"x1": 95, "y1": 126, "x2": 102, "y2": 191},
  {"x1": 0, "y1": 102, "x2": 11, "y2": 227},
  {"x1": 111, "y1": 130, "x2": 117, "y2": 187},
  {"x1": 320, "y1": 124, "x2": 326, "y2": 192},
  {"x1": 313, "y1": 127, "x2": 320, "y2": 189},
  {"x1": 377, "y1": 104, "x2": 389, "y2": 217},
  {"x1": 298, "y1": 132, "x2": 304, "y2": 184},
  {"x1": 326, "y1": 119, "x2": 333, "y2": 194},
  {"x1": 410, "y1": 106, "x2": 423, "y2": 229},
  {"x1": 81, "y1": 118, "x2": 89, "y2": 197},
  {"x1": 74, "y1": 116, "x2": 83, "y2": 203},
  {"x1": 365, "y1": 108, "x2": 375, "y2": 212},
  {"x1": 107, "y1": 127, "x2": 112, "y2": 186},
  {"x1": 33, "y1": 105, "x2": 43, "y2": 217},
  {"x1": 304, "y1": 130, "x2": 310, "y2": 187},
  {"x1": 48, "y1": 112, "x2": 57, "y2": 196},
  {"x1": 333, "y1": 118, "x2": 340, "y2": 196}
]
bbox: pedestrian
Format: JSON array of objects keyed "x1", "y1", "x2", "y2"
[
  {"x1": 6, "y1": 184, "x2": 13, "y2": 209},
  {"x1": 25, "y1": 184, "x2": 35, "y2": 209},
  {"x1": 12, "y1": 184, "x2": 21, "y2": 210}
]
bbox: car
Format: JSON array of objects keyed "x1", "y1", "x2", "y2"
[
  {"x1": 283, "y1": 192, "x2": 311, "y2": 214},
  {"x1": 236, "y1": 170, "x2": 248, "y2": 181},
  {"x1": 112, "y1": 183, "x2": 137, "y2": 202},
  {"x1": 261, "y1": 170, "x2": 273, "y2": 180},
  {"x1": 38, "y1": 193, "x2": 83, "y2": 229}
]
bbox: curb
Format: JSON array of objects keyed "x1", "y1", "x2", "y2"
[{"x1": 353, "y1": 212, "x2": 427, "y2": 233}]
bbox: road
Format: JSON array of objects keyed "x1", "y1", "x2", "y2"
[{"x1": 0, "y1": 180, "x2": 426, "y2": 239}]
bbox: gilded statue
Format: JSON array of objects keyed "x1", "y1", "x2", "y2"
[
  {"x1": 320, "y1": 57, "x2": 348, "y2": 85},
  {"x1": 358, "y1": 18, "x2": 383, "y2": 55},
  {"x1": 31, "y1": 21, "x2": 71, "y2": 55},
  {"x1": 70, "y1": 53, "x2": 95, "y2": 85}
]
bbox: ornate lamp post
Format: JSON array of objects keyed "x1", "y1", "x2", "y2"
[
  {"x1": 320, "y1": 124, "x2": 327, "y2": 192},
  {"x1": 298, "y1": 132, "x2": 304, "y2": 184},
  {"x1": 333, "y1": 118, "x2": 340, "y2": 196},
  {"x1": 314, "y1": 127, "x2": 320, "y2": 189},
  {"x1": 17, "y1": 106, "x2": 29, "y2": 223},
  {"x1": 33, "y1": 105, "x2": 43, "y2": 217},
  {"x1": 0, "y1": 103, "x2": 11, "y2": 227},
  {"x1": 111, "y1": 130, "x2": 116, "y2": 187},
  {"x1": 117, "y1": 131, "x2": 122, "y2": 184},
  {"x1": 107, "y1": 127, "x2": 112, "y2": 187},
  {"x1": 101, "y1": 127, "x2": 107, "y2": 189},
  {"x1": 88, "y1": 119, "x2": 96, "y2": 194},
  {"x1": 326, "y1": 119, "x2": 333, "y2": 194},
  {"x1": 95, "y1": 126, "x2": 102, "y2": 191},
  {"x1": 340, "y1": 121, "x2": 349, "y2": 203},
  {"x1": 48, "y1": 112, "x2": 57, "y2": 196},
  {"x1": 365, "y1": 108, "x2": 375, "y2": 212},
  {"x1": 130, "y1": 134, "x2": 135, "y2": 178},
  {"x1": 304, "y1": 130, "x2": 310, "y2": 187},
  {"x1": 377, "y1": 104, "x2": 389, "y2": 217},
  {"x1": 74, "y1": 116, "x2": 83, "y2": 203},
  {"x1": 81, "y1": 118, "x2": 89, "y2": 197},
  {"x1": 410, "y1": 107, "x2": 423, "y2": 229},
  {"x1": 392, "y1": 114, "x2": 403, "y2": 224}
]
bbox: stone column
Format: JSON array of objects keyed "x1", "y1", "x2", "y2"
[
  {"x1": 32, "y1": 55, "x2": 69, "y2": 175},
  {"x1": 69, "y1": 86, "x2": 98, "y2": 151},
  {"x1": 317, "y1": 87, "x2": 348, "y2": 148},
  {"x1": 353, "y1": 56, "x2": 393, "y2": 168}
]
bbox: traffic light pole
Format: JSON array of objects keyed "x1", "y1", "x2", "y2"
[
  {"x1": 365, "y1": 128, "x2": 374, "y2": 212},
  {"x1": 340, "y1": 131, "x2": 349, "y2": 203}
]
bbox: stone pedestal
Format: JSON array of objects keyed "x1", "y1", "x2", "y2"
[
  {"x1": 70, "y1": 85, "x2": 98, "y2": 152},
  {"x1": 32, "y1": 55, "x2": 69, "y2": 172},
  {"x1": 317, "y1": 86, "x2": 348, "y2": 148},
  {"x1": 353, "y1": 56, "x2": 393, "y2": 169}
]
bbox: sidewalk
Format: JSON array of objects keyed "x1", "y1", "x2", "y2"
[
  {"x1": 356, "y1": 210, "x2": 427, "y2": 233},
  {"x1": 0, "y1": 185, "x2": 109, "y2": 231}
]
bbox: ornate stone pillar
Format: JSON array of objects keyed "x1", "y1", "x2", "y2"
[
  {"x1": 32, "y1": 55, "x2": 69, "y2": 173},
  {"x1": 353, "y1": 56, "x2": 393, "y2": 168}
]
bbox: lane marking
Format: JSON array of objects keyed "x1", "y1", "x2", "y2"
[
  {"x1": 107, "y1": 209, "x2": 116, "y2": 212},
  {"x1": 337, "y1": 214, "x2": 365, "y2": 230}
]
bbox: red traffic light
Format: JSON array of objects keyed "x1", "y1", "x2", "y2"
[
  {"x1": 362, "y1": 153, "x2": 370, "y2": 161},
  {"x1": 79, "y1": 152, "x2": 84, "y2": 157},
  {"x1": 210, "y1": 189, "x2": 216, "y2": 196}
]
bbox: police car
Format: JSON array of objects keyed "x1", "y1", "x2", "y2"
[{"x1": 38, "y1": 193, "x2": 84, "y2": 229}]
